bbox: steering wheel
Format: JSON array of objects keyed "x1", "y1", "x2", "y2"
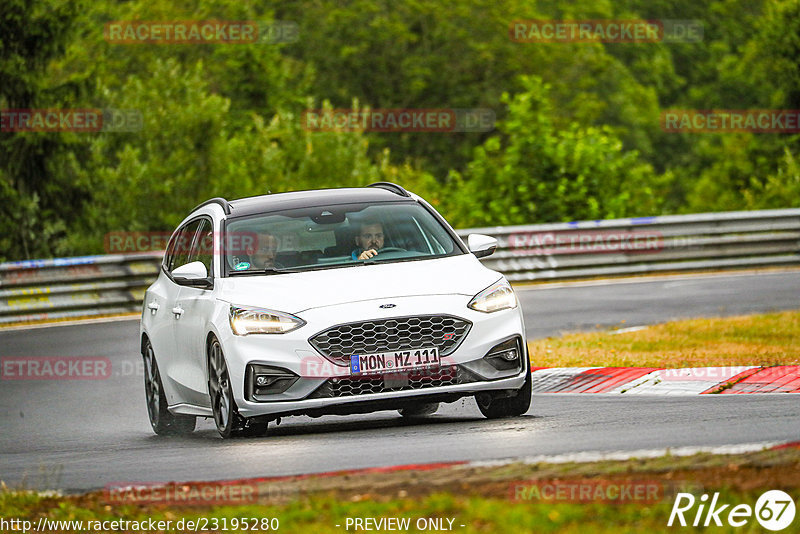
[{"x1": 378, "y1": 247, "x2": 406, "y2": 253}]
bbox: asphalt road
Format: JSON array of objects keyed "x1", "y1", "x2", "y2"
[
  {"x1": 516, "y1": 270, "x2": 800, "y2": 339},
  {"x1": 1, "y1": 271, "x2": 798, "y2": 491}
]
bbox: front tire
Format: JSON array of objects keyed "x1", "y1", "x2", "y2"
[
  {"x1": 476, "y1": 365, "x2": 532, "y2": 419},
  {"x1": 142, "y1": 339, "x2": 196, "y2": 435},
  {"x1": 208, "y1": 337, "x2": 268, "y2": 438}
]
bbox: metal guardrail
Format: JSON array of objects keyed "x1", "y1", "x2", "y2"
[
  {"x1": 1, "y1": 209, "x2": 798, "y2": 325},
  {"x1": 456, "y1": 208, "x2": 800, "y2": 282},
  {"x1": 0, "y1": 253, "x2": 162, "y2": 325}
]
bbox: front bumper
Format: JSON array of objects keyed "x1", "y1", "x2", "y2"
[{"x1": 215, "y1": 294, "x2": 527, "y2": 418}]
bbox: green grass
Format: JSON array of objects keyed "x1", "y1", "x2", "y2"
[
  {"x1": 528, "y1": 310, "x2": 800, "y2": 368},
  {"x1": 4, "y1": 489, "x2": 798, "y2": 533},
  {"x1": 4, "y1": 447, "x2": 800, "y2": 533}
]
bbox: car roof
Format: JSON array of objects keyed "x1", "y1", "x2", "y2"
[{"x1": 223, "y1": 187, "x2": 416, "y2": 218}]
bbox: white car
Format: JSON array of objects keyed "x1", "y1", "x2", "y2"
[{"x1": 140, "y1": 182, "x2": 530, "y2": 438}]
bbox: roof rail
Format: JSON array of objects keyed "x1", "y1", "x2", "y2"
[
  {"x1": 192, "y1": 197, "x2": 232, "y2": 215},
  {"x1": 367, "y1": 182, "x2": 410, "y2": 197}
]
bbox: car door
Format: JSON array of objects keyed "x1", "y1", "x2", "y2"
[
  {"x1": 152, "y1": 219, "x2": 204, "y2": 406},
  {"x1": 143, "y1": 230, "x2": 184, "y2": 398},
  {"x1": 172, "y1": 217, "x2": 217, "y2": 407}
]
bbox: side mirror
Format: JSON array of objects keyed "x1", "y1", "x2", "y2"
[
  {"x1": 467, "y1": 234, "x2": 497, "y2": 259},
  {"x1": 172, "y1": 261, "x2": 212, "y2": 288}
]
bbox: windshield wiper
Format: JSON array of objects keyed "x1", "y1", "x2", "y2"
[
  {"x1": 228, "y1": 267, "x2": 300, "y2": 276},
  {"x1": 368, "y1": 255, "x2": 434, "y2": 265}
]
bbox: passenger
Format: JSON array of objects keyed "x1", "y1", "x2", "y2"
[{"x1": 250, "y1": 232, "x2": 280, "y2": 269}]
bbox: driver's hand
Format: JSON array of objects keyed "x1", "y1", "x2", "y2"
[{"x1": 358, "y1": 249, "x2": 378, "y2": 260}]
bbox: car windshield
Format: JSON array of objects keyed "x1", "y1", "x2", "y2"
[{"x1": 224, "y1": 202, "x2": 462, "y2": 275}]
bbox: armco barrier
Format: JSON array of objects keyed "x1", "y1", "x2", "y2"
[
  {"x1": 0, "y1": 252, "x2": 162, "y2": 325},
  {"x1": 0, "y1": 209, "x2": 798, "y2": 325},
  {"x1": 459, "y1": 208, "x2": 800, "y2": 282}
]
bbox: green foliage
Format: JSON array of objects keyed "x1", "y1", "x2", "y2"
[
  {"x1": 1, "y1": 0, "x2": 799, "y2": 260},
  {"x1": 743, "y1": 148, "x2": 800, "y2": 209},
  {"x1": 0, "y1": 0, "x2": 91, "y2": 259},
  {"x1": 272, "y1": 0, "x2": 670, "y2": 177},
  {"x1": 64, "y1": 62, "x2": 394, "y2": 252},
  {"x1": 441, "y1": 77, "x2": 663, "y2": 227}
]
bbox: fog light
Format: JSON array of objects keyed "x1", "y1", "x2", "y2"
[
  {"x1": 256, "y1": 375, "x2": 277, "y2": 387},
  {"x1": 246, "y1": 364, "x2": 299, "y2": 401},
  {"x1": 499, "y1": 349, "x2": 518, "y2": 361},
  {"x1": 484, "y1": 338, "x2": 524, "y2": 371}
]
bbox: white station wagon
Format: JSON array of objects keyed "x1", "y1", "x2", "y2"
[{"x1": 140, "y1": 183, "x2": 530, "y2": 438}]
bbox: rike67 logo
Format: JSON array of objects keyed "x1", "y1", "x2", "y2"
[{"x1": 668, "y1": 490, "x2": 796, "y2": 531}]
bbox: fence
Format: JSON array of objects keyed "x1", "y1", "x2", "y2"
[
  {"x1": 467, "y1": 208, "x2": 800, "y2": 282},
  {"x1": 1, "y1": 209, "x2": 798, "y2": 325},
  {"x1": 0, "y1": 253, "x2": 162, "y2": 325}
]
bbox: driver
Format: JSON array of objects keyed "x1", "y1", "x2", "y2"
[{"x1": 352, "y1": 222, "x2": 384, "y2": 260}]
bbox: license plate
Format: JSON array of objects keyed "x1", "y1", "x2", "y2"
[{"x1": 350, "y1": 348, "x2": 439, "y2": 375}]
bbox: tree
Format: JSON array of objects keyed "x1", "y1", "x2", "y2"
[
  {"x1": 0, "y1": 0, "x2": 89, "y2": 260},
  {"x1": 441, "y1": 76, "x2": 665, "y2": 227}
]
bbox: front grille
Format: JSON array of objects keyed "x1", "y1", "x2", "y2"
[
  {"x1": 308, "y1": 365, "x2": 479, "y2": 398},
  {"x1": 309, "y1": 315, "x2": 472, "y2": 366}
]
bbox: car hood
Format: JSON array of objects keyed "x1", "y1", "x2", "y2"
[{"x1": 217, "y1": 254, "x2": 501, "y2": 314}]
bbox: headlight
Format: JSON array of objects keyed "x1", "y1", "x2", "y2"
[
  {"x1": 229, "y1": 306, "x2": 306, "y2": 335},
  {"x1": 468, "y1": 279, "x2": 517, "y2": 313}
]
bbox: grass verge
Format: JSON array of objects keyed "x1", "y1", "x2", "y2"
[
  {"x1": 3, "y1": 446, "x2": 800, "y2": 533},
  {"x1": 527, "y1": 310, "x2": 800, "y2": 368}
]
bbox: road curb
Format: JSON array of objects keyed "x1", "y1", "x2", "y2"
[
  {"x1": 529, "y1": 366, "x2": 800, "y2": 394},
  {"x1": 97, "y1": 441, "x2": 796, "y2": 501}
]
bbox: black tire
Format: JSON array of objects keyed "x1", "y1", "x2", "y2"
[
  {"x1": 398, "y1": 402, "x2": 440, "y2": 417},
  {"x1": 208, "y1": 337, "x2": 268, "y2": 439},
  {"x1": 476, "y1": 365, "x2": 532, "y2": 419},
  {"x1": 142, "y1": 339, "x2": 196, "y2": 435}
]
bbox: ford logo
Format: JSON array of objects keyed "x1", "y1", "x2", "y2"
[{"x1": 379, "y1": 304, "x2": 396, "y2": 309}]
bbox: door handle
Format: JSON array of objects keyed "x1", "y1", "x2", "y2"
[
  {"x1": 171, "y1": 306, "x2": 184, "y2": 318},
  {"x1": 147, "y1": 301, "x2": 160, "y2": 313}
]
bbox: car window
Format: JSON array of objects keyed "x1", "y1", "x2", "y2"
[
  {"x1": 163, "y1": 231, "x2": 179, "y2": 272},
  {"x1": 166, "y1": 219, "x2": 203, "y2": 273},
  {"x1": 191, "y1": 218, "x2": 214, "y2": 275},
  {"x1": 224, "y1": 202, "x2": 462, "y2": 275}
]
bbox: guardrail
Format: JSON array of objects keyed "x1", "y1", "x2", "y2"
[
  {"x1": 460, "y1": 208, "x2": 800, "y2": 282},
  {"x1": 0, "y1": 253, "x2": 162, "y2": 325},
  {"x1": 1, "y1": 209, "x2": 798, "y2": 325}
]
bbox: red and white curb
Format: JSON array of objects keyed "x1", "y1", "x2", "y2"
[
  {"x1": 468, "y1": 441, "x2": 800, "y2": 467},
  {"x1": 529, "y1": 366, "x2": 800, "y2": 394}
]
